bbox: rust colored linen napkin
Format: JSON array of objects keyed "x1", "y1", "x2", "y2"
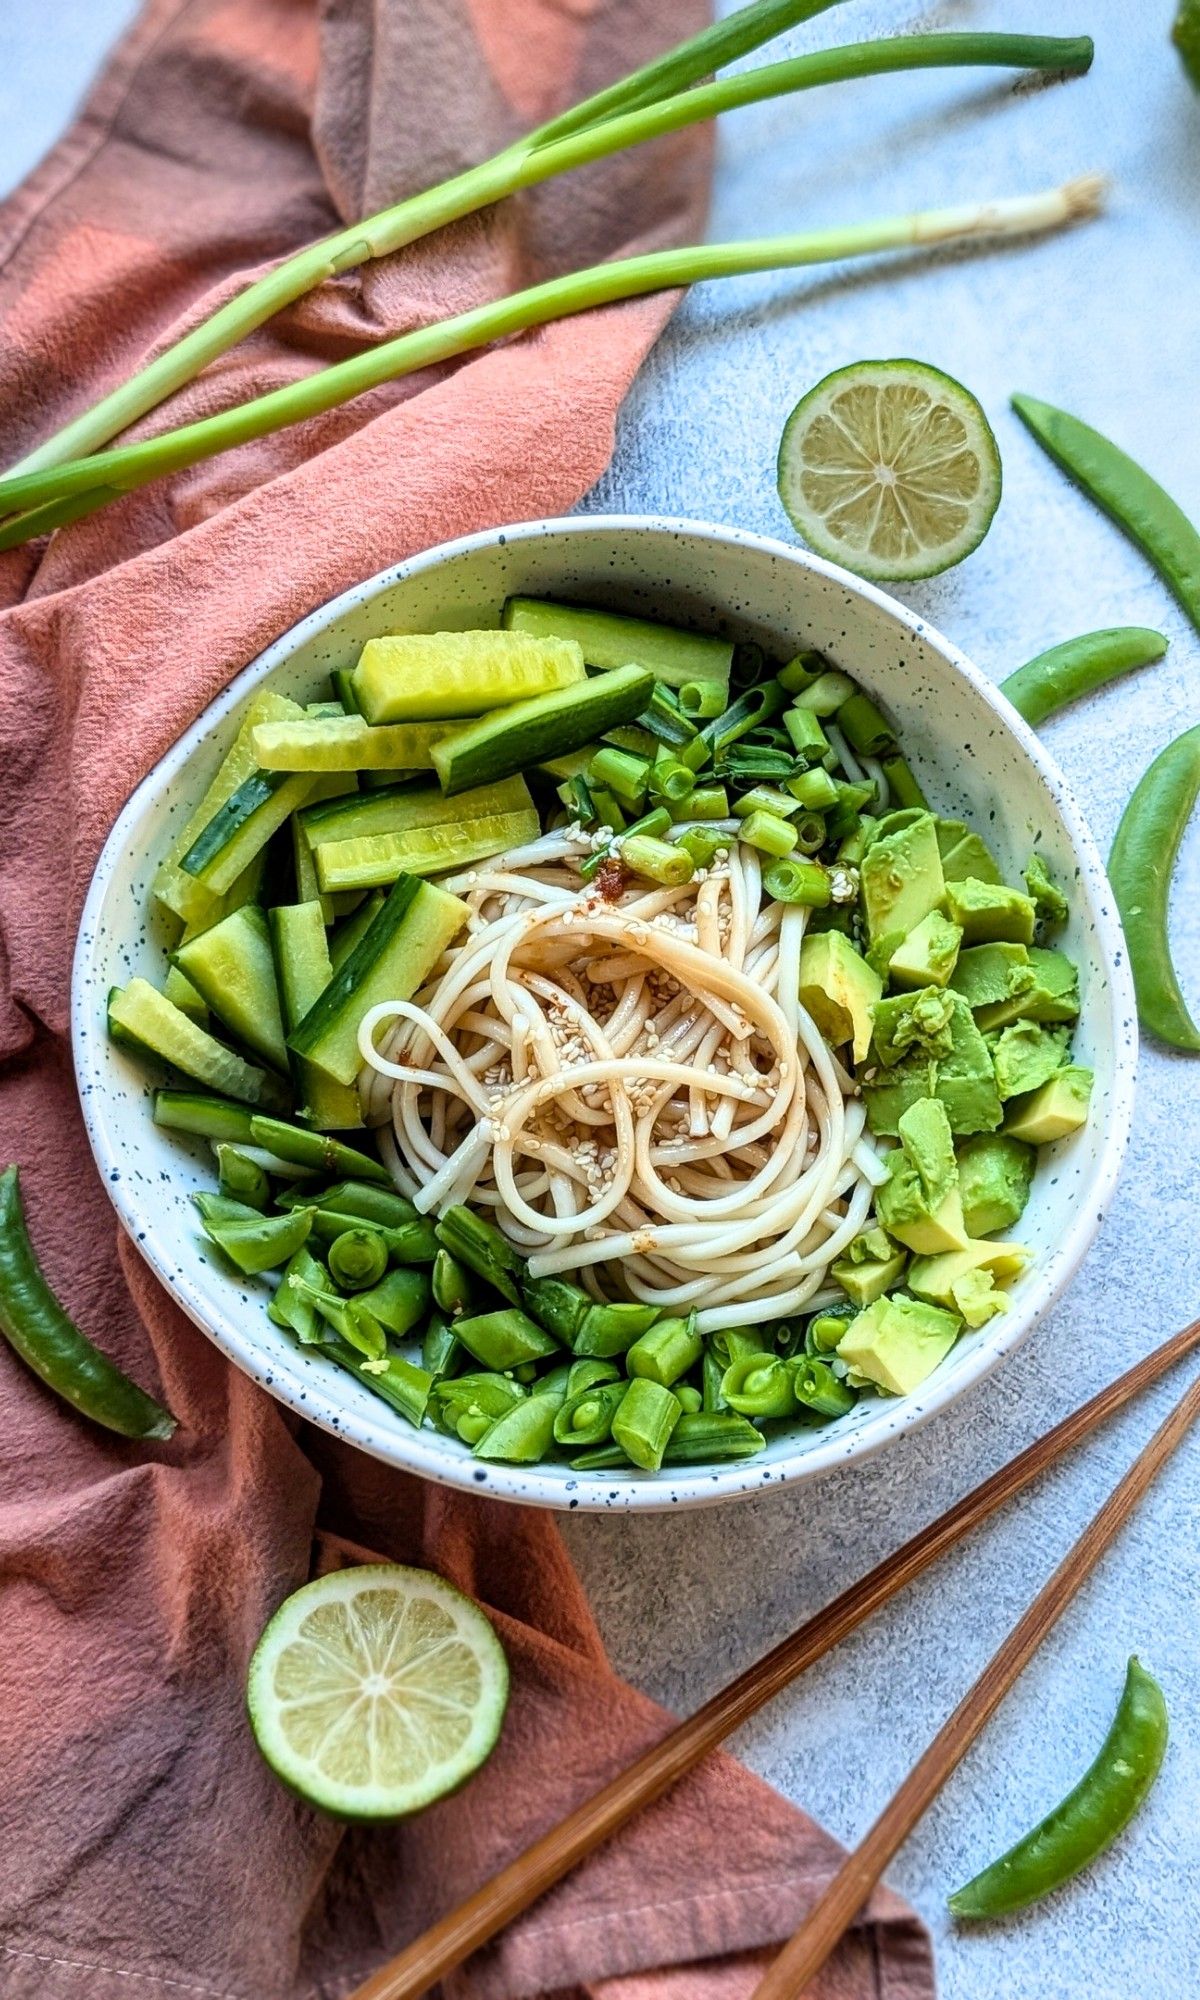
[{"x1": 0, "y1": 2, "x2": 935, "y2": 1995}]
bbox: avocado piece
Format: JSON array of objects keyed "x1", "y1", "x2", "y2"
[
  {"x1": 956, "y1": 1133, "x2": 1036, "y2": 1236},
  {"x1": 975, "y1": 947, "x2": 1080, "y2": 1031},
  {"x1": 1024, "y1": 851, "x2": 1069, "y2": 925},
  {"x1": 860, "y1": 810, "x2": 946, "y2": 944},
  {"x1": 951, "y1": 942, "x2": 1034, "y2": 1011},
  {"x1": 907, "y1": 1238, "x2": 1031, "y2": 1327},
  {"x1": 876, "y1": 1098, "x2": 969, "y2": 1254},
  {"x1": 888, "y1": 910, "x2": 963, "y2": 990},
  {"x1": 871, "y1": 985, "x2": 956, "y2": 1066},
  {"x1": 798, "y1": 931, "x2": 882, "y2": 1064},
  {"x1": 936, "y1": 818, "x2": 1004, "y2": 885},
  {"x1": 864, "y1": 992, "x2": 1002, "y2": 1137},
  {"x1": 1003, "y1": 1065, "x2": 1093, "y2": 1144},
  {"x1": 831, "y1": 1226, "x2": 908, "y2": 1305},
  {"x1": 989, "y1": 1020, "x2": 1071, "y2": 1099},
  {"x1": 837, "y1": 1293, "x2": 962, "y2": 1395},
  {"x1": 944, "y1": 876, "x2": 1037, "y2": 945}
]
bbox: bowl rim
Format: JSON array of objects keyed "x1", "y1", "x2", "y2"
[{"x1": 72, "y1": 512, "x2": 1137, "y2": 1511}]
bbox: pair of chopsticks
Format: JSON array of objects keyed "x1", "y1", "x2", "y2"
[{"x1": 350, "y1": 1316, "x2": 1200, "y2": 2000}]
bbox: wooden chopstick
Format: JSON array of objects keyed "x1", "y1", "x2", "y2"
[
  {"x1": 748, "y1": 1368, "x2": 1200, "y2": 2000},
  {"x1": 348, "y1": 1317, "x2": 1200, "y2": 2000}
]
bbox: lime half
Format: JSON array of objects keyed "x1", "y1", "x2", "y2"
[
  {"x1": 246, "y1": 1564, "x2": 509, "y2": 1819},
  {"x1": 777, "y1": 359, "x2": 1002, "y2": 582}
]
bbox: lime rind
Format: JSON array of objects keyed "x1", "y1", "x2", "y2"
[
  {"x1": 246, "y1": 1563, "x2": 509, "y2": 1820},
  {"x1": 777, "y1": 358, "x2": 1002, "y2": 584}
]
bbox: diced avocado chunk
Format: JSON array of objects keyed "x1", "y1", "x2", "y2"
[
  {"x1": 1003, "y1": 1065, "x2": 1093, "y2": 1144},
  {"x1": 837, "y1": 1293, "x2": 962, "y2": 1395},
  {"x1": 988, "y1": 1021, "x2": 1072, "y2": 1100},
  {"x1": 798, "y1": 931, "x2": 882, "y2": 1064},
  {"x1": 859, "y1": 810, "x2": 946, "y2": 944},
  {"x1": 831, "y1": 1226, "x2": 907, "y2": 1306},
  {"x1": 944, "y1": 876, "x2": 1037, "y2": 945},
  {"x1": 863, "y1": 993, "x2": 1002, "y2": 1137},
  {"x1": 888, "y1": 910, "x2": 962, "y2": 990},
  {"x1": 975, "y1": 947, "x2": 1080, "y2": 1031},
  {"x1": 872, "y1": 987, "x2": 956, "y2": 1066},
  {"x1": 1024, "y1": 851, "x2": 1069, "y2": 924},
  {"x1": 907, "y1": 1239, "x2": 1031, "y2": 1327},
  {"x1": 951, "y1": 942, "x2": 1033, "y2": 1012},
  {"x1": 936, "y1": 818, "x2": 1003, "y2": 885},
  {"x1": 956, "y1": 1134, "x2": 1036, "y2": 1237},
  {"x1": 876, "y1": 1098, "x2": 968, "y2": 1254}
]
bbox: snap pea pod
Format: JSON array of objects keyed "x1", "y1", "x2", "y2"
[
  {"x1": 0, "y1": 1165, "x2": 176, "y2": 1440},
  {"x1": 625, "y1": 1312, "x2": 702, "y2": 1386},
  {"x1": 1108, "y1": 724, "x2": 1200, "y2": 1050},
  {"x1": 570, "y1": 1410, "x2": 764, "y2": 1470},
  {"x1": 789, "y1": 1354, "x2": 856, "y2": 1417},
  {"x1": 195, "y1": 1193, "x2": 314, "y2": 1275},
  {"x1": 721, "y1": 1353, "x2": 797, "y2": 1419},
  {"x1": 328, "y1": 1227, "x2": 389, "y2": 1291},
  {"x1": 435, "y1": 1205, "x2": 523, "y2": 1305},
  {"x1": 1000, "y1": 626, "x2": 1168, "y2": 728},
  {"x1": 216, "y1": 1144, "x2": 270, "y2": 1211},
  {"x1": 319, "y1": 1339, "x2": 431, "y2": 1426},
  {"x1": 949, "y1": 1656, "x2": 1168, "y2": 1918},
  {"x1": 553, "y1": 1379, "x2": 627, "y2": 1448},
  {"x1": 421, "y1": 1310, "x2": 463, "y2": 1382},
  {"x1": 352, "y1": 1265, "x2": 429, "y2": 1338},
  {"x1": 1012, "y1": 394, "x2": 1200, "y2": 636}
]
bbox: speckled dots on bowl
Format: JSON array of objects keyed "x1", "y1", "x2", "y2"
[{"x1": 71, "y1": 517, "x2": 1137, "y2": 1511}]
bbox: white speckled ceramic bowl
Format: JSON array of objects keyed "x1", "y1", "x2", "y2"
[{"x1": 73, "y1": 517, "x2": 1136, "y2": 1510}]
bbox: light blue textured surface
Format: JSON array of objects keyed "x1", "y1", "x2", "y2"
[{"x1": 4, "y1": 1, "x2": 1198, "y2": 1994}]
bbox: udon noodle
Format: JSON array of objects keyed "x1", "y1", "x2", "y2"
[{"x1": 357, "y1": 826, "x2": 888, "y2": 1333}]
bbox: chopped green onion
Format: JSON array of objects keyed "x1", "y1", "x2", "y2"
[
  {"x1": 792, "y1": 811, "x2": 828, "y2": 854},
  {"x1": 679, "y1": 677, "x2": 730, "y2": 717},
  {"x1": 837, "y1": 690, "x2": 895, "y2": 755},
  {"x1": 621, "y1": 833, "x2": 696, "y2": 885},
  {"x1": 777, "y1": 650, "x2": 827, "y2": 693},
  {"x1": 699, "y1": 683, "x2": 790, "y2": 758},
  {"x1": 648, "y1": 750, "x2": 697, "y2": 804},
  {"x1": 675, "y1": 784, "x2": 729, "y2": 820},
  {"x1": 880, "y1": 752, "x2": 928, "y2": 808},
  {"x1": 787, "y1": 765, "x2": 840, "y2": 810},
  {"x1": 588, "y1": 745, "x2": 650, "y2": 808},
  {"x1": 739, "y1": 809, "x2": 799, "y2": 856},
  {"x1": 790, "y1": 668, "x2": 857, "y2": 714},
  {"x1": 733, "y1": 784, "x2": 802, "y2": 820},
  {"x1": 762, "y1": 856, "x2": 833, "y2": 906},
  {"x1": 783, "y1": 706, "x2": 831, "y2": 765},
  {"x1": 675, "y1": 826, "x2": 729, "y2": 869}
]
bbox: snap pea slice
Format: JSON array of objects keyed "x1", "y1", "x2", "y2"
[
  {"x1": 1012, "y1": 395, "x2": 1200, "y2": 635},
  {"x1": 0, "y1": 1165, "x2": 176, "y2": 1439},
  {"x1": 949, "y1": 1656, "x2": 1168, "y2": 1918},
  {"x1": 1108, "y1": 724, "x2": 1200, "y2": 1050},
  {"x1": 1000, "y1": 626, "x2": 1168, "y2": 728}
]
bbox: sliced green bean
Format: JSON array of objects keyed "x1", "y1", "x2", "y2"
[
  {"x1": 454, "y1": 1307, "x2": 559, "y2": 1370},
  {"x1": 421, "y1": 1310, "x2": 463, "y2": 1382},
  {"x1": 721, "y1": 1353, "x2": 797, "y2": 1418},
  {"x1": 611, "y1": 1377, "x2": 683, "y2": 1470},
  {"x1": 435, "y1": 1205, "x2": 524, "y2": 1305},
  {"x1": 1108, "y1": 724, "x2": 1200, "y2": 1049},
  {"x1": 215, "y1": 1144, "x2": 270, "y2": 1211},
  {"x1": 553, "y1": 1379, "x2": 627, "y2": 1447},
  {"x1": 195, "y1": 1193, "x2": 314, "y2": 1276},
  {"x1": 474, "y1": 1391, "x2": 563, "y2": 1462},
  {"x1": 626, "y1": 1312, "x2": 703, "y2": 1387},
  {"x1": 949, "y1": 1656, "x2": 1168, "y2": 1918},
  {"x1": 662, "y1": 1411, "x2": 767, "y2": 1462},
  {"x1": 789, "y1": 1355, "x2": 856, "y2": 1417},
  {"x1": 1000, "y1": 626, "x2": 1169, "y2": 728},
  {"x1": 351, "y1": 1266, "x2": 429, "y2": 1338},
  {"x1": 327, "y1": 1227, "x2": 389, "y2": 1291},
  {"x1": 432, "y1": 1246, "x2": 474, "y2": 1317},
  {"x1": 0, "y1": 1165, "x2": 176, "y2": 1439},
  {"x1": 574, "y1": 1299, "x2": 659, "y2": 1357},
  {"x1": 1012, "y1": 394, "x2": 1200, "y2": 636}
]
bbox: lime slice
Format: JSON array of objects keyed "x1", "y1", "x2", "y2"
[
  {"x1": 777, "y1": 359, "x2": 1002, "y2": 583},
  {"x1": 246, "y1": 1564, "x2": 509, "y2": 1819}
]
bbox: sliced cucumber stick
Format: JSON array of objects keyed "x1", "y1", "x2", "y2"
[
  {"x1": 153, "y1": 690, "x2": 302, "y2": 926},
  {"x1": 301, "y1": 774, "x2": 534, "y2": 850},
  {"x1": 173, "y1": 904, "x2": 288, "y2": 1072},
  {"x1": 252, "y1": 715, "x2": 451, "y2": 772},
  {"x1": 502, "y1": 596, "x2": 733, "y2": 691},
  {"x1": 180, "y1": 769, "x2": 316, "y2": 895},
  {"x1": 162, "y1": 965, "x2": 209, "y2": 1024},
  {"x1": 353, "y1": 630, "x2": 585, "y2": 723},
  {"x1": 315, "y1": 807, "x2": 539, "y2": 891},
  {"x1": 269, "y1": 901, "x2": 363, "y2": 1130},
  {"x1": 329, "y1": 892, "x2": 385, "y2": 972},
  {"x1": 432, "y1": 663, "x2": 655, "y2": 796},
  {"x1": 289, "y1": 875, "x2": 468, "y2": 1086},
  {"x1": 108, "y1": 980, "x2": 287, "y2": 1107}
]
